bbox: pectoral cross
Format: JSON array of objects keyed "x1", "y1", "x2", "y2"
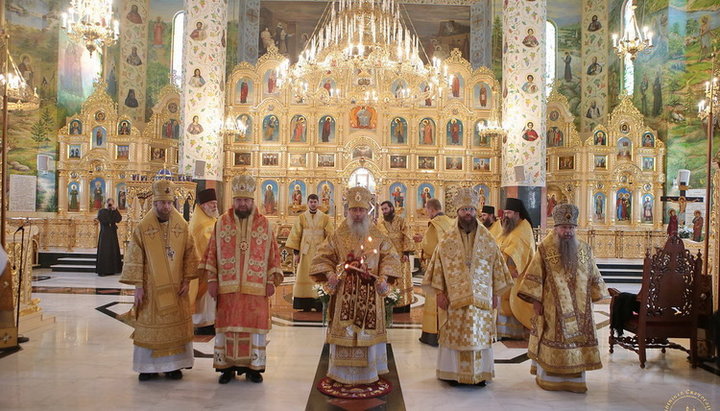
[{"x1": 166, "y1": 246, "x2": 175, "y2": 261}]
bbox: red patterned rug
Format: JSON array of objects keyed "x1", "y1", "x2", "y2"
[{"x1": 317, "y1": 377, "x2": 392, "y2": 399}]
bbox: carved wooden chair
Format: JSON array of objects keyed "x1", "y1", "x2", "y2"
[{"x1": 608, "y1": 235, "x2": 702, "y2": 368}]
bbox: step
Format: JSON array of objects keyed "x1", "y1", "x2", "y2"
[
  {"x1": 57, "y1": 257, "x2": 97, "y2": 265},
  {"x1": 601, "y1": 275, "x2": 643, "y2": 284},
  {"x1": 597, "y1": 263, "x2": 644, "y2": 270},
  {"x1": 50, "y1": 264, "x2": 96, "y2": 273}
]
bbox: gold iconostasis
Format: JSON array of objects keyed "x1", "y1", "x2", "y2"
[{"x1": 51, "y1": 48, "x2": 670, "y2": 259}]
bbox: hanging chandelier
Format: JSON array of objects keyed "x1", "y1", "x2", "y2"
[
  {"x1": 280, "y1": 0, "x2": 448, "y2": 106},
  {"x1": 611, "y1": 2, "x2": 652, "y2": 61},
  {"x1": 61, "y1": 0, "x2": 119, "y2": 55}
]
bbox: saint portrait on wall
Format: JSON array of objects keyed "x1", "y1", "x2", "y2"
[
  {"x1": 390, "y1": 155, "x2": 407, "y2": 169},
  {"x1": 90, "y1": 178, "x2": 106, "y2": 210},
  {"x1": 68, "y1": 183, "x2": 80, "y2": 212},
  {"x1": 390, "y1": 117, "x2": 408, "y2": 144},
  {"x1": 521, "y1": 74, "x2": 538, "y2": 94},
  {"x1": 116, "y1": 145, "x2": 129, "y2": 160},
  {"x1": 389, "y1": 183, "x2": 407, "y2": 213},
  {"x1": 126, "y1": 46, "x2": 143, "y2": 66},
  {"x1": 522, "y1": 122, "x2": 539, "y2": 142},
  {"x1": 446, "y1": 118, "x2": 463, "y2": 145},
  {"x1": 290, "y1": 115, "x2": 307, "y2": 143},
  {"x1": 522, "y1": 28, "x2": 539, "y2": 47},
  {"x1": 118, "y1": 120, "x2": 131, "y2": 135},
  {"x1": 187, "y1": 115, "x2": 203, "y2": 135},
  {"x1": 594, "y1": 155, "x2": 607, "y2": 169},
  {"x1": 642, "y1": 194, "x2": 654, "y2": 223},
  {"x1": 547, "y1": 126, "x2": 564, "y2": 147},
  {"x1": 318, "y1": 115, "x2": 335, "y2": 143},
  {"x1": 473, "y1": 82, "x2": 491, "y2": 109},
  {"x1": 116, "y1": 183, "x2": 127, "y2": 210},
  {"x1": 419, "y1": 118, "x2": 435, "y2": 145},
  {"x1": 642, "y1": 132, "x2": 655, "y2": 147},
  {"x1": 417, "y1": 184, "x2": 435, "y2": 214},
  {"x1": 588, "y1": 15, "x2": 602, "y2": 31},
  {"x1": 445, "y1": 157, "x2": 463, "y2": 170},
  {"x1": 473, "y1": 158, "x2": 490, "y2": 172},
  {"x1": 125, "y1": 89, "x2": 139, "y2": 108},
  {"x1": 617, "y1": 137, "x2": 632, "y2": 160},
  {"x1": 261, "y1": 180, "x2": 278, "y2": 215},
  {"x1": 151, "y1": 147, "x2": 166, "y2": 161},
  {"x1": 69, "y1": 120, "x2": 82, "y2": 135},
  {"x1": 234, "y1": 114, "x2": 252, "y2": 142},
  {"x1": 68, "y1": 145, "x2": 81, "y2": 159},
  {"x1": 190, "y1": 21, "x2": 206, "y2": 41},
  {"x1": 350, "y1": 106, "x2": 376, "y2": 129},
  {"x1": 162, "y1": 119, "x2": 180, "y2": 139},
  {"x1": 92, "y1": 126, "x2": 107, "y2": 148},
  {"x1": 587, "y1": 56, "x2": 603, "y2": 75},
  {"x1": 616, "y1": 188, "x2": 632, "y2": 222},
  {"x1": 450, "y1": 73, "x2": 463, "y2": 98},
  {"x1": 264, "y1": 69, "x2": 278, "y2": 94},
  {"x1": 419, "y1": 82, "x2": 433, "y2": 107},
  {"x1": 418, "y1": 156, "x2": 435, "y2": 170},
  {"x1": 593, "y1": 130, "x2": 607, "y2": 145},
  {"x1": 262, "y1": 115, "x2": 279, "y2": 141},
  {"x1": 126, "y1": 4, "x2": 143, "y2": 24},
  {"x1": 189, "y1": 68, "x2": 205, "y2": 87},
  {"x1": 289, "y1": 180, "x2": 307, "y2": 215},
  {"x1": 317, "y1": 181, "x2": 335, "y2": 214},
  {"x1": 594, "y1": 193, "x2": 606, "y2": 221},
  {"x1": 235, "y1": 78, "x2": 253, "y2": 104}
]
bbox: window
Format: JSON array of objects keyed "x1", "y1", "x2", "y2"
[
  {"x1": 348, "y1": 167, "x2": 376, "y2": 192},
  {"x1": 622, "y1": 0, "x2": 634, "y2": 95},
  {"x1": 545, "y1": 20, "x2": 556, "y2": 95},
  {"x1": 171, "y1": 11, "x2": 185, "y2": 89}
]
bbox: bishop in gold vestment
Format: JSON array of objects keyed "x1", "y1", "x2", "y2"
[
  {"x1": 285, "y1": 194, "x2": 334, "y2": 310},
  {"x1": 424, "y1": 188, "x2": 512, "y2": 385},
  {"x1": 200, "y1": 175, "x2": 284, "y2": 384},
  {"x1": 416, "y1": 198, "x2": 455, "y2": 346},
  {"x1": 310, "y1": 187, "x2": 401, "y2": 385},
  {"x1": 187, "y1": 188, "x2": 218, "y2": 327},
  {"x1": 496, "y1": 198, "x2": 535, "y2": 339},
  {"x1": 377, "y1": 201, "x2": 414, "y2": 310},
  {"x1": 517, "y1": 204, "x2": 608, "y2": 393},
  {"x1": 120, "y1": 180, "x2": 199, "y2": 380}
]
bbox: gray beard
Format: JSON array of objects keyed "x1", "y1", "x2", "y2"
[
  {"x1": 557, "y1": 234, "x2": 579, "y2": 273},
  {"x1": 501, "y1": 217, "x2": 517, "y2": 235},
  {"x1": 347, "y1": 217, "x2": 370, "y2": 239}
]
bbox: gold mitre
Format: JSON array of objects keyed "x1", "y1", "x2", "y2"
[
  {"x1": 454, "y1": 187, "x2": 479, "y2": 210},
  {"x1": 232, "y1": 174, "x2": 256, "y2": 199},
  {"x1": 347, "y1": 186, "x2": 372, "y2": 209},
  {"x1": 553, "y1": 203, "x2": 579, "y2": 226},
  {"x1": 152, "y1": 179, "x2": 175, "y2": 201}
]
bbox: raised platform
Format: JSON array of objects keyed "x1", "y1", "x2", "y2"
[{"x1": 597, "y1": 258, "x2": 643, "y2": 284}]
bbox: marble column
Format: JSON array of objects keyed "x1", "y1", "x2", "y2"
[
  {"x1": 119, "y1": 0, "x2": 149, "y2": 123},
  {"x1": 581, "y1": 0, "x2": 609, "y2": 132},
  {"x1": 470, "y1": 0, "x2": 492, "y2": 69},
  {"x1": 501, "y1": 0, "x2": 547, "y2": 225},
  {"x1": 181, "y1": 0, "x2": 227, "y2": 183},
  {"x1": 229, "y1": 0, "x2": 260, "y2": 65}
]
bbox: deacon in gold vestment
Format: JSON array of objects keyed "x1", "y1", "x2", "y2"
[
  {"x1": 423, "y1": 188, "x2": 513, "y2": 385},
  {"x1": 286, "y1": 194, "x2": 334, "y2": 311},
  {"x1": 120, "y1": 180, "x2": 199, "y2": 381},
  {"x1": 495, "y1": 198, "x2": 535, "y2": 339},
  {"x1": 200, "y1": 175, "x2": 284, "y2": 384},
  {"x1": 310, "y1": 187, "x2": 401, "y2": 385},
  {"x1": 377, "y1": 201, "x2": 414, "y2": 311},
  {"x1": 414, "y1": 198, "x2": 454, "y2": 346},
  {"x1": 187, "y1": 188, "x2": 218, "y2": 327},
  {"x1": 517, "y1": 204, "x2": 608, "y2": 393}
]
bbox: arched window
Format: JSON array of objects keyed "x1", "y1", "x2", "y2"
[
  {"x1": 348, "y1": 167, "x2": 376, "y2": 192},
  {"x1": 545, "y1": 20, "x2": 557, "y2": 95},
  {"x1": 171, "y1": 11, "x2": 185, "y2": 89},
  {"x1": 622, "y1": 0, "x2": 634, "y2": 95}
]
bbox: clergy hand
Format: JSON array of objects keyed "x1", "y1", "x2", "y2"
[
  {"x1": 413, "y1": 233, "x2": 423, "y2": 243},
  {"x1": 401, "y1": 255, "x2": 409, "y2": 263},
  {"x1": 437, "y1": 292, "x2": 449, "y2": 310},
  {"x1": 178, "y1": 280, "x2": 189, "y2": 296},
  {"x1": 293, "y1": 254, "x2": 300, "y2": 265},
  {"x1": 533, "y1": 301, "x2": 544, "y2": 316},
  {"x1": 266, "y1": 283, "x2": 275, "y2": 297},
  {"x1": 208, "y1": 281, "x2": 218, "y2": 299},
  {"x1": 134, "y1": 287, "x2": 144, "y2": 307}
]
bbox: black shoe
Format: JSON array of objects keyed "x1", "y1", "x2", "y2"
[
  {"x1": 165, "y1": 370, "x2": 183, "y2": 380},
  {"x1": 246, "y1": 371, "x2": 263, "y2": 383},
  {"x1": 476, "y1": 381, "x2": 486, "y2": 387},
  {"x1": 138, "y1": 373, "x2": 158, "y2": 381},
  {"x1": 218, "y1": 370, "x2": 235, "y2": 384}
]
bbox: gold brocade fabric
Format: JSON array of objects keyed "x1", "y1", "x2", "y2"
[
  {"x1": 376, "y1": 216, "x2": 414, "y2": 307},
  {"x1": 310, "y1": 221, "x2": 401, "y2": 347},
  {"x1": 187, "y1": 204, "x2": 217, "y2": 312},
  {"x1": 420, "y1": 214, "x2": 455, "y2": 261},
  {"x1": 119, "y1": 210, "x2": 199, "y2": 356},
  {"x1": 517, "y1": 233, "x2": 609, "y2": 374},
  {"x1": 488, "y1": 220, "x2": 502, "y2": 240},
  {"x1": 496, "y1": 219, "x2": 535, "y2": 317},
  {"x1": 423, "y1": 223, "x2": 512, "y2": 349},
  {"x1": 285, "y1": 211, "x2": 334, "y2": 299}
]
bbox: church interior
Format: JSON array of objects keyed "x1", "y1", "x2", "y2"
[{"x1": 0, "y1": 0, "x2": 719, "y2": 409}]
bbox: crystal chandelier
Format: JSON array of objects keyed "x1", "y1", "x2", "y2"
[
  {"x1": 281, "y1": 0, "x2": 448, "y2": 105},
  {"x1": 612, "y1": 3, "x2": 652, "y2": 61},
  {"x1": 61, "y1": 0, "x2": 119, "y2": 55}
]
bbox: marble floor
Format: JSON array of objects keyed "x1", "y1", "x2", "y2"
[{"x1": 1, "y1": 270, "x2": 718, "y2": 410}]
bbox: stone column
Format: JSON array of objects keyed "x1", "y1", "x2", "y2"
[
  {"x1": 470, "y1": 0, "x2": 492, "y2": 69},
  {"x1": 581, "y1": 0, "x2": 609, "y2": 132},
  {"x1": 119, "y1": 0, "x2": 150, "y2": 123},
  {"x1": 181, "y1": 0, "x2": 227, "y2": 184},
  {"x1": 501, "y1": 0, "x2": 547, "y2": 224},
  {"x1": 229, "y1": 0, "x2": 260, "y2": 65}
]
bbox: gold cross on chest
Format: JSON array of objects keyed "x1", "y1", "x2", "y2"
[{"x1": 170, "y1": 223, "x2": 184, "y2": 238}]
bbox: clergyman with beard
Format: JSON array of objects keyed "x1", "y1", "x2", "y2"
[
  {"x1": 309, "y1": 186, "x2": 401, "y2": 387},
  {"x1": 200, "y1": 174, "x2": 284, "y2": 384},
  {"x1": 517, "y1": 203, "x2": 608, "y2": 393},
  {"x1": 187, "y1": 188, "x2": 219, "y2": 332},
  {"x1": 480, "y1": 205, "x2": 501, "y2": 239},
  {"x1": 376, "y1": 201, "x2": 414, "y2": 312},
  {"x1": 423, "y1": 188, "x2": 512, "y2": 385},
  {"x1": 119, "y1": 179, "x2": 199, "y2": 381},
  {"x1": 495, "y1": 198, "x2": 536, "y2": 339}
]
